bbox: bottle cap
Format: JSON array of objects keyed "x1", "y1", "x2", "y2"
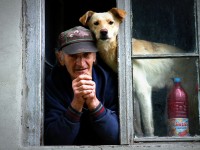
[{"x1": 174, "y1": 77, "x2": 181, "y2": 83}]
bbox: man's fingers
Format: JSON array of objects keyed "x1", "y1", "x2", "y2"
[
  {"x1": 82, "y1": 92, "x2": 95, "y2": 99},
  {"x1": 72, "y1": 74, "x2": 96, "y2": 100},
  {"x1": 80, "y1": 84, "x2": 94, "y2": 90},
  {"x1": 75, "y1": 90, "x2": 92, "y2": 96},
  {"x1": 76, "y1": 80, "x2": 94, "y2": 87},
  {"x1": 75, "y1": 74, "x2": 92, "y2": 81},
  {"x1": 73, "y1": 78, "x2": 95, "y2": 89}
]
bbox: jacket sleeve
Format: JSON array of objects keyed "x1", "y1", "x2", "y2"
[
  {"x1": 90, "y1": 62, "x2": 120, "y2": 144},
  {"x1": 89, "y1": 102, "x2": 119, "y2": 144},
  {"x1": 44, "y1": 85, "x2": 82, "y2": 145}
]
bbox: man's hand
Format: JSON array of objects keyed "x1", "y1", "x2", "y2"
[{"x1": 71, "y1": 74, "x2": 99, "y2": 112}]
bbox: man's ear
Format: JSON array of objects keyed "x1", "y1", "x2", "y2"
[
  {"x1": 93, "y1": 59, "x2": 97, "y2": 65},
  {"x1": 55, "y1": 50, "x2": 65, "y2": 66}
]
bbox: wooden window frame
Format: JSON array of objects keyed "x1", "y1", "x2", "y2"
[
  {"x1": 22, "y1": 0, "x2": 200, "y2": 149},
  {"x1": 122, "y1": 0, "x2": 200, "y2": 143}
]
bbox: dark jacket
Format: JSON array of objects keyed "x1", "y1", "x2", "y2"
[{"x1": 44, "y1": 58, "x2": 119, "y2": 145}]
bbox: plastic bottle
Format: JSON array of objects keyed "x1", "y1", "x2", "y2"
[{"x1": 167, "y1": 77, "x2": 189, "y2": 136}]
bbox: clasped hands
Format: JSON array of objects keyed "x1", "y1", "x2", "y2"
[{"x1": 71, "y1": 74, "x2": 100, "y2": 112}]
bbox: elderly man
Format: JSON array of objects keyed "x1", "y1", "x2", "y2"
[{"x1": 44, "y1": 26, "x2": 119, "y2": 145}]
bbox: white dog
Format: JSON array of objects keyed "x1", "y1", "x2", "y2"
[{"x1": 79, "y1": 8, "x2": 197, "y2": 137}]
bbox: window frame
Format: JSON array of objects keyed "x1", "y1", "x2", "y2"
[
  {"x1": 123, "y1": 0, "x2": 200, "y2": 143},
  {"x1": 22, "y1": 0, "x2": 200, "y2": 148},
  {"x1": 117, "y1": 0, "x2": 134, "y2": 144},
  {"x1": 22, "y1": 0, "x2": 45, "y2": 146}
]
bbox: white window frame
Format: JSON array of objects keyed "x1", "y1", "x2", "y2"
[{"x1": 22, "y1": 0, "x2": 200, "y2": 149}]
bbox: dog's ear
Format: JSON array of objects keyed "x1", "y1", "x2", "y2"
[
  {"x1": 79, "y1": 11, "x2": 95, "y2": 26},
  {"x1": 109, "y1": 8, "x2": 127, "y2": 23}
]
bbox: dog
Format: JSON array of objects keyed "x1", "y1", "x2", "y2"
[{"x1": 79, "y1": 8, "x2": 197, "y2": 137}]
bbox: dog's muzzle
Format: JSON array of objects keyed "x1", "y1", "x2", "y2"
[{"x1": 100, "y1": 29, "x2": 109, "y2": 40}]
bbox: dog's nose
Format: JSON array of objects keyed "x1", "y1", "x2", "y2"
[{"x1": 100, "y1": 29, "x2": 108, "y2": 36}]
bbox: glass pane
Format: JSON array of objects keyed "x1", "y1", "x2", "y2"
[
  {"x1": 132, "y1": 0, "x2": 196, "y2": 53},
  {"x1": 131, "y1": 0, "x2": 200, "y2": 138},
  {"x1": 132, "y1": 58, "x2": 199, "y2": 137}
]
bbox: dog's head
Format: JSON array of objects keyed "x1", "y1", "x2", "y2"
[{"x1": 79, "y1": 8, "x2": 126, "y2": 42}]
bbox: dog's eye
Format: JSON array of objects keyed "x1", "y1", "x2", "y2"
[
  {"x1": 109, "y1": 21, "x2": 114, "y2": 25},
  {"x1": 94, "y1": 21, "x2": 99, "y2": 26}
]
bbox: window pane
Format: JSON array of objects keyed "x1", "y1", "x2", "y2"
[
  {"x1": 131, "y1": 0, "x2": 200, "y2": 138},
  {"x1": 132, "y1": 0, "x2": 196, "y2": 53}
]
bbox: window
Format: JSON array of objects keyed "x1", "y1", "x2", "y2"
[
  {"x1": 117, "y1": 0, "x2": 200, "y2": 144},
  {"x1": 23, "y1": 0, "x2": 200, "y2": 148},
  {"x1": 45, "y1": 0, "x2": 116, "y2": 72}
]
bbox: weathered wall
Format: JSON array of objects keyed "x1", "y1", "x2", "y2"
[{"x1": 0, "y1": 0, "x2": 22, "y2": 149}]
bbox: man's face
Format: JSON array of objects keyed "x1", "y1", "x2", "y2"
[{"x1": 62, "y1": 52, "x2": 96, "y2": 79}]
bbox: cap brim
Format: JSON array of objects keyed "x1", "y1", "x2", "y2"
[{"x1": 62, "y1": 42, "x2": 98, "y2": 54}]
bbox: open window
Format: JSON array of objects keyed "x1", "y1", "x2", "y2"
[
  {"x1": 45, "y1": 0, "x2": 116, "y2": 70},
  {"x1": 23, "y1": 0, "x2": 200, "y2": 148}
]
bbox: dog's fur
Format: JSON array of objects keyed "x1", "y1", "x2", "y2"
[{"x1": 79, "y1": 8, "x2": 197, "y2": 137}]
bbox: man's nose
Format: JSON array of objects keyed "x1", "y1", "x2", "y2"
[{"x1": 76, "y1": 56, "x2": 85, "y2": 65}]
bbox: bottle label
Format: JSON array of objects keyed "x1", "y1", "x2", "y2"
[{"x1": 168, "y1": 118, "x2": 189, "y2": 136}]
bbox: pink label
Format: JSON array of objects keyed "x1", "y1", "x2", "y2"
[{"x1": 168, "y1": 118, "x2": 189, "y2": 136}]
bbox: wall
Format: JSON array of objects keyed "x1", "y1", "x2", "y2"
[{"x1": 0, "y1": 0, "x2": 22, "y2": 149}]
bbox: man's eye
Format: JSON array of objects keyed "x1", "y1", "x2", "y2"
[
  {"x1": 68, "y1": 54, "x2": 77, "y2": 59},
  {"x1": 70, "y1": 54, "x2": 75, "y2": 57},
  {"x1": 83, "y1": 52, "x2": 90, "y2": 57}
]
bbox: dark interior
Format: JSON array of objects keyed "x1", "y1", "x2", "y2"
[
  {"x1": 45, "y1": 0, "x2": 116, "y2": 67},
  {"x1": 45, "y1": 0, "x2": 197, "y2": 137}
]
